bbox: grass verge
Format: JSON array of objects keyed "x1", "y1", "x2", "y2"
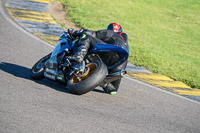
[{"x1": 57, "y1": 0, "x2": 200, "y2": 89}]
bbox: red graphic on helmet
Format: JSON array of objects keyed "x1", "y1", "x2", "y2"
[
  {"x1": 106, "y1": 23, "x2": 123, "y2": 32},
  {"x1": 113, "y1": 23, "x2": 120, "y2": 32}
]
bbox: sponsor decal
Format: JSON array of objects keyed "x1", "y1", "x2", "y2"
[
  {"x1": 44, "y1": 72, "x2": 55, "y2": 80},
  {"x1": 46, "y1": 68, "x2": 57, "y2": 74},
  {"x1": 57, "y1": 76, "x2": 63, "y2": 80}
]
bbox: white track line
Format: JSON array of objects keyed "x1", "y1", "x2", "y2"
[{"x1": 125, "y1": 76, "x2": 200, "y2": 105}]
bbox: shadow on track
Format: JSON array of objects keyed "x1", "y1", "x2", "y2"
[{"x1": 0, "y1": 62, "x2": 105, "y2": 94}]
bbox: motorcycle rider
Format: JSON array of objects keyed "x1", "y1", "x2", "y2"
[{"x1": 67, "y1": 23, "x2": 129, "y2": 95}]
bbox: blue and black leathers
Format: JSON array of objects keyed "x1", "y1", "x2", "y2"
[{"x1": 69, "y1": 29, "x2": 129, "y2": 93}]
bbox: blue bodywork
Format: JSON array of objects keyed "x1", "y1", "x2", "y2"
[
  {"x1": 52, "y1": 33, "x2": 129, "y2": 70},
  {"x1": 89, "y1": 44, "x2": 129, "y2": 69}
]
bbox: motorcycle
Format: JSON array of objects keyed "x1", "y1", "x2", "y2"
[{"x1": 30, "y1": 32, "x2": 129, "y2": 95}]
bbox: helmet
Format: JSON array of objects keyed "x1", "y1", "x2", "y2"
[{"x1": 106, "y1": 23, "x2": 123, "y2": 32}]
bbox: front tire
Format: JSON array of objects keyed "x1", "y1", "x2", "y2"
[
  {"x1": 30, "y1": 53, "x2": 51, "y2": 80},
  {"x1": 67, "y1": 60, "x2": 107, "y2": 95}
]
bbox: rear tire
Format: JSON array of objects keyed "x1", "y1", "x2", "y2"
[
  {"x1": 30, "y1": 53, "x2": 51, "y2": 80},
  {"x1": 67, "y1": 60, "x2": 107, "y2": 95}
]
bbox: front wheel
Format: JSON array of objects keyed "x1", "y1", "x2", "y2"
[
  {"x1": 30, "y1": 53, "x2": 51, "y2": 80},
  {"x1": 67, "y1": 60, "x2": 107, "y2": 95}
]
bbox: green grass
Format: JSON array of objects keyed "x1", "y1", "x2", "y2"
[{"x1": 58, "y1": 0, "x2": 200, "y2": 89}]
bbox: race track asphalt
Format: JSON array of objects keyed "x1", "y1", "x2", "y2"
[{"x1": 0, "y1": 0, "x2": 200, "y2": 133}]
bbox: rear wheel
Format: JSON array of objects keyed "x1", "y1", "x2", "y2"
[
  {"x1": 30, "y1": 53, "x2": 51, "y2": 80},
  {"x1": 67, "y1": 60, "x2": 107, "y2": 95}
]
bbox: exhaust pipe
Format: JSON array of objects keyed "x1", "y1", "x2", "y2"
[{"x1": 100, "y1": 69, "x2": 127, "y2": 86}]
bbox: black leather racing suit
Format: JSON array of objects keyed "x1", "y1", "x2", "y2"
[{"x1": 70, "y1": 29, "x2": 129, "y2": 93}]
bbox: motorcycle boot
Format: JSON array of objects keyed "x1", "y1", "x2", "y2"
[{"x1": 102, "y1": 82, "x2": 118, "y2": 95}]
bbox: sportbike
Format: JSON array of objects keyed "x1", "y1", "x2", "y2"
[{"x1": 30, "y1": 32, "x2": 128, "y2": 95}]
